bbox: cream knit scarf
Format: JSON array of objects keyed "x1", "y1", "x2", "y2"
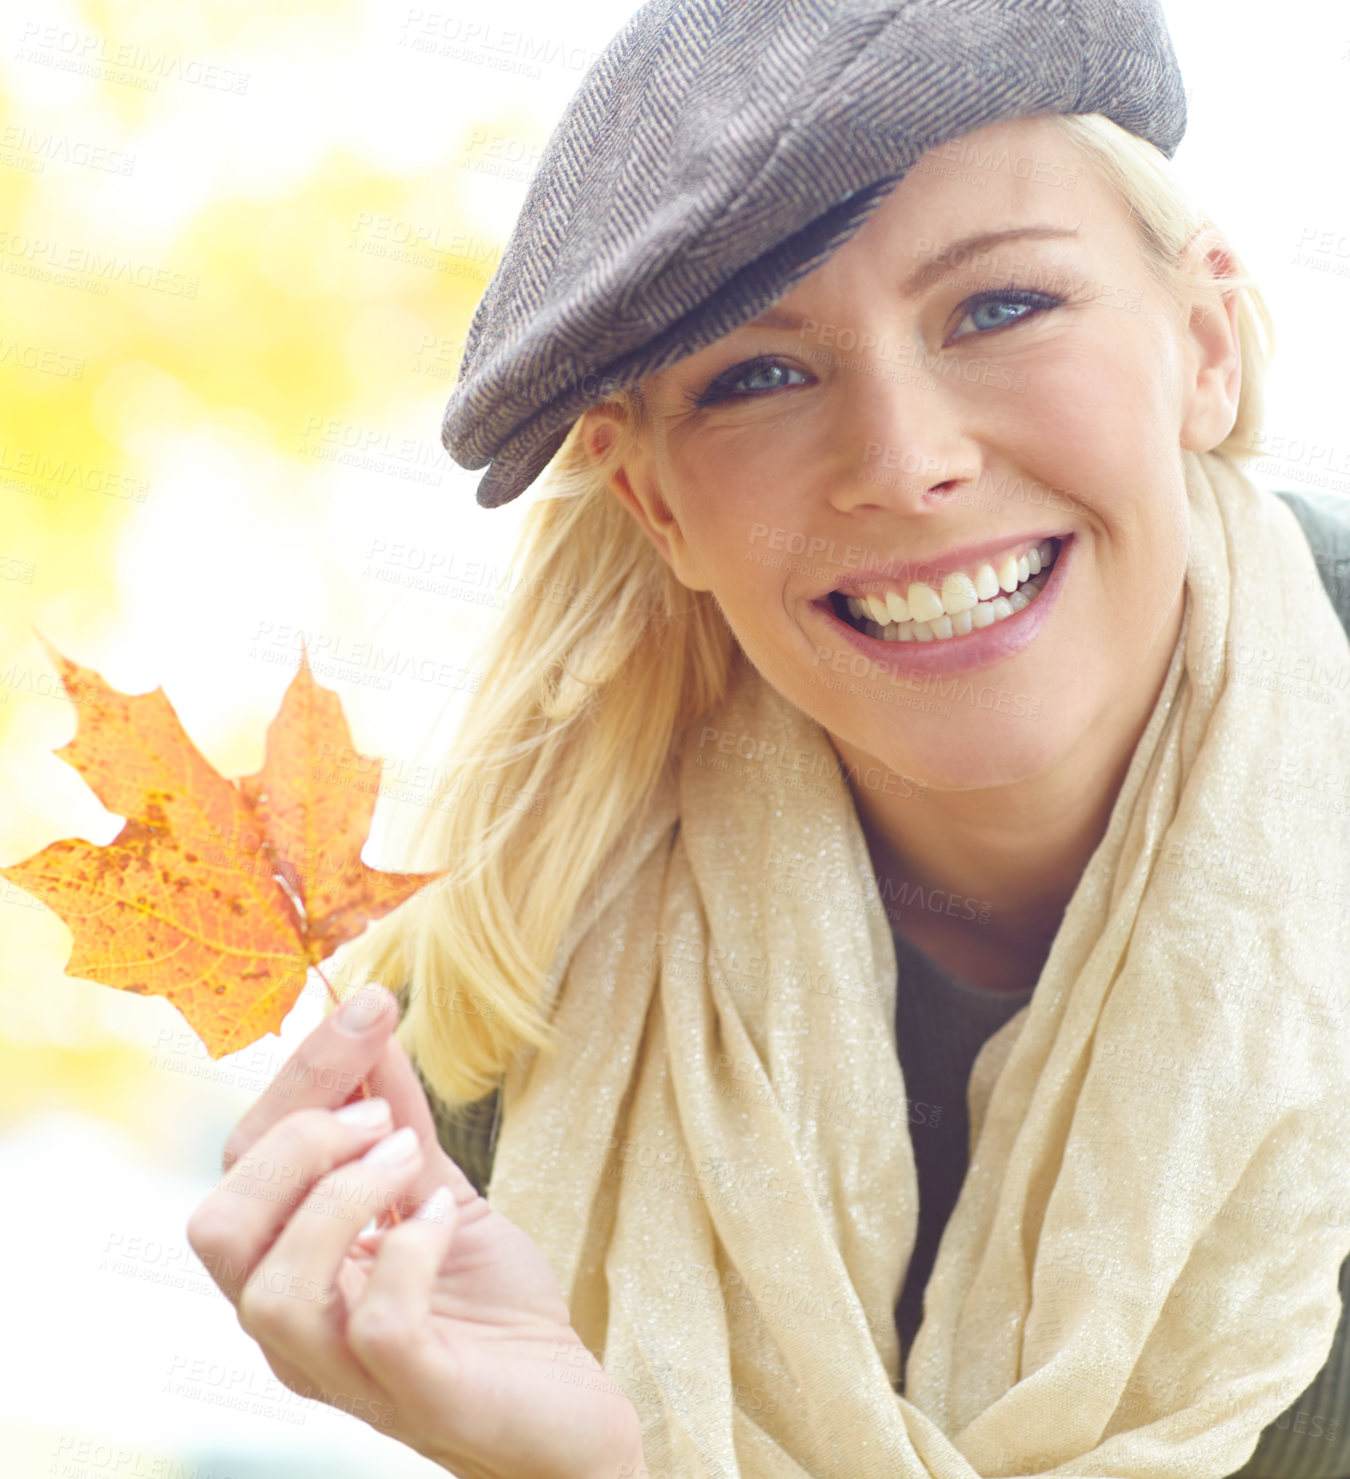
[{"x1": 488, "y1": 452, "x2": 1350, "y2": 1478}]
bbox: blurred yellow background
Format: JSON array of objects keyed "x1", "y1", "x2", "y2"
[{"x1": 1, "y1": 0, "x2": 1346, "y2": 1473}]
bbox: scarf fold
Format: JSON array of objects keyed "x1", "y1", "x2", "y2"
[{"x1": 488, "y1": 451, "x2": 1350, "y2": 1478}]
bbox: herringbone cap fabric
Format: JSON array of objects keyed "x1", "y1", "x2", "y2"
[{"x1": 442, "y1": 0, "x2": 1188, "y2": 508}]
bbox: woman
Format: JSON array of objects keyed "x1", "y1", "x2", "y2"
[{"x1": 187, "y1": 2, "x2": 1350, "y2": 1477}]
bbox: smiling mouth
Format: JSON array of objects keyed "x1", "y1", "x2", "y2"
[{"x1": 826, "y1": 537, "x2": 1063, "y2": 643}]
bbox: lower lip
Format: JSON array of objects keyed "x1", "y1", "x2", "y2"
[{"x1": 811, "y1": 535, "x2": 1074, "y2": 679}]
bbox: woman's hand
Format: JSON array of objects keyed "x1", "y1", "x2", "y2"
[{"x1": 186, "y1": 985, "x2": 646, "y2": 1479}]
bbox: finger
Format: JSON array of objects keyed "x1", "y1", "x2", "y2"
[
  {"x1": 345, "y1": 1186, "x2": 459, "y2": 1427},
  {"x1": 243, "y1": 1293, "x2": 397, "y2": 1442},
  {"x1": 242, "y1": 1277, "x2": 396, "y2": 1440},
  {"x1": 357, "y1": 1033, "x2": 483, "y2": 1215},
  {"x1": 237, "y1": 1126, "x2": 427, "y2": 1375},
  {"x1": 189, "y1": 1097, "x2": 397, "y2": 1304},
  {"x1": 222, "y1": 984, "x2": 399, "y2": 1173},
  {"x1": 343, "y1": 1033, "x2": 452, "y2": 1184},
  {"x1": 243, "y1": 1187, "x2": 458, "y2": 1449}
]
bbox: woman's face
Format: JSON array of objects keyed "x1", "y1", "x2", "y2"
[{"x1": 590, "y1": 115, "x2": 1239, "y2": 793}]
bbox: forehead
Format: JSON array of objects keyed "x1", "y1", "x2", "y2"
[{"x1": 828, "y1": 114, "x2": 1113, "y2": 276}]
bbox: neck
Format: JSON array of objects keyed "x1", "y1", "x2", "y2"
[{"x1": 841, "y1": 735, "x2": 1129, "y2": 967}]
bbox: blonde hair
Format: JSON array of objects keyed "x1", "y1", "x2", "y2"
[
  {"x1": 335, "y1": 111, "x2": 1275, "y2": 1107},
  {"x1": 1052, "y1": 113, "x2": 1274, "y2": 456}
]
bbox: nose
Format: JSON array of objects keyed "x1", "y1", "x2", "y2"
[{"x1": 825, "y1": 361, "x2": 982, "y2": 517}]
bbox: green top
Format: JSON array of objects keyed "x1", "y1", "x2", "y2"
[{"x1": 408, "y1": 486, "x2": 1350, "y2": 1479}]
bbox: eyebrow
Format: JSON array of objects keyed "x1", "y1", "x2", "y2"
[
  {"x1": 742, "y1": 226, "x2": 1081, "y2": 331},
  {"x1": 899, "y1": 225, "x2": 1081, "y2": 297}
]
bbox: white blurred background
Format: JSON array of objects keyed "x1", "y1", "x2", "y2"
[{"x1": 0, "y1": 0, "x2": 1346, "y2": 1473}]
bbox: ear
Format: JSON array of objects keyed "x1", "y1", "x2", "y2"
[
  {"x1": 1177, "y1": 231, "x2": 1242, "y2": 454},
  {"x1": 578, "y1": 406, "x2": 713, "y2": 592}
]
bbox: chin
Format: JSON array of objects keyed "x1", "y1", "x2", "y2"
[{"x1": 840, "y1": 696, "x2": 1077, "y2": 794}]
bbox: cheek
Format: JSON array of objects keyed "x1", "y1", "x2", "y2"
[
  {"x1": 666, "y1": 417, "x2": 832, "y2": 534},
  {"x1": 1014, "y1": 338, "x2": 1167, "y2": 482},
  {"x1": 677, "y1": 510, "x2": 808, "y2": 680},
  {"x1": 707, "y1": 529, "x2": 789, "y2": 632},
  {"x1": 667, "y1": 461, "x2": 811, "y2": 591},
  {"x1": 1003, "y1": 331, "x2": 1188, "y2": 571}
]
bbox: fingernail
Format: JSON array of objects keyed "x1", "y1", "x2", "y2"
[
  {"x1": 334, "y1": 986, "x2": 390, "y2": 1036},
  {"x1": 414, "y1": 1186, "x2": 453, "y2": 1223},
  {"x1": 334, "y1": 1096, "x2": 391, "y2": 1129},
  {"x1": 363, "y1": 1125, "x2": 419, "y2": 1167}
]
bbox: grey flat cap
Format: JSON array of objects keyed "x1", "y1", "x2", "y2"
[{"x1": 443, "y1": 0, "x2": 1188, "y2": 508}]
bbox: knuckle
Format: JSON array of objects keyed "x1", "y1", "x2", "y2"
[
  {"x1": 347, "y1": 1298, "x2": 413, "y2": 1357},
  {"x1": 220, "y1": 1100, "x2": 343, "y2": 1177},
  {"x1": 229, "y1": 1107, "x2": 335, "y2": 1175},
  {"x1": 305, "y1": 1165, "x2": 379, "y2": 1224},
  {"x1": 238, "y1": 1284, "x2": 306, "y2": 1344},
  {"x1": 288, "y1": 1104, "x2": 343, "y2": 1140},
  {"x1": 185, "y1": 1201, "x2": 234, "y2": 1258}
]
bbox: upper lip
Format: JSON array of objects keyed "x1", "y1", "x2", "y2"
[{"x1": 816, "y1": 530, "x2": 1069, "y2": 597}]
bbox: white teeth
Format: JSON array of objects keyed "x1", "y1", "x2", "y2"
[
  {"x1": 940, "y1": 571, "x2": 979, "y2": 615},
  {"x1": 843, "y1": 572, "x2": 1052, "y2": 644},
  {"x1": 834, "y1": 538, "x2": 1060, "y2": 645},
  {"x1": 906, "y1": 581, "x2": 945, "y2": 623},
  {"x1": 885, "y1": 588, "x2": 910, "y2": 623},
  {"x1": 973, "y1": 563, "x2": 1001, "y2": 601}
]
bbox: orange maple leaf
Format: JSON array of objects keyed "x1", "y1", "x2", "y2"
[{"x1": 1, "y1": 640, "x2": 444, "y2": 1057}]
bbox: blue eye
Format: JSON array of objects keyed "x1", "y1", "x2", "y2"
[
  {"x1": 685, "y1": 288, "x2": 1061, "y2": 409},
  {"x1": 688, "y1": 356, "x2": 811, "y2": 409},
  {"x1": 948, "y1": 289, "x2": 1061, "y2": 343}
]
